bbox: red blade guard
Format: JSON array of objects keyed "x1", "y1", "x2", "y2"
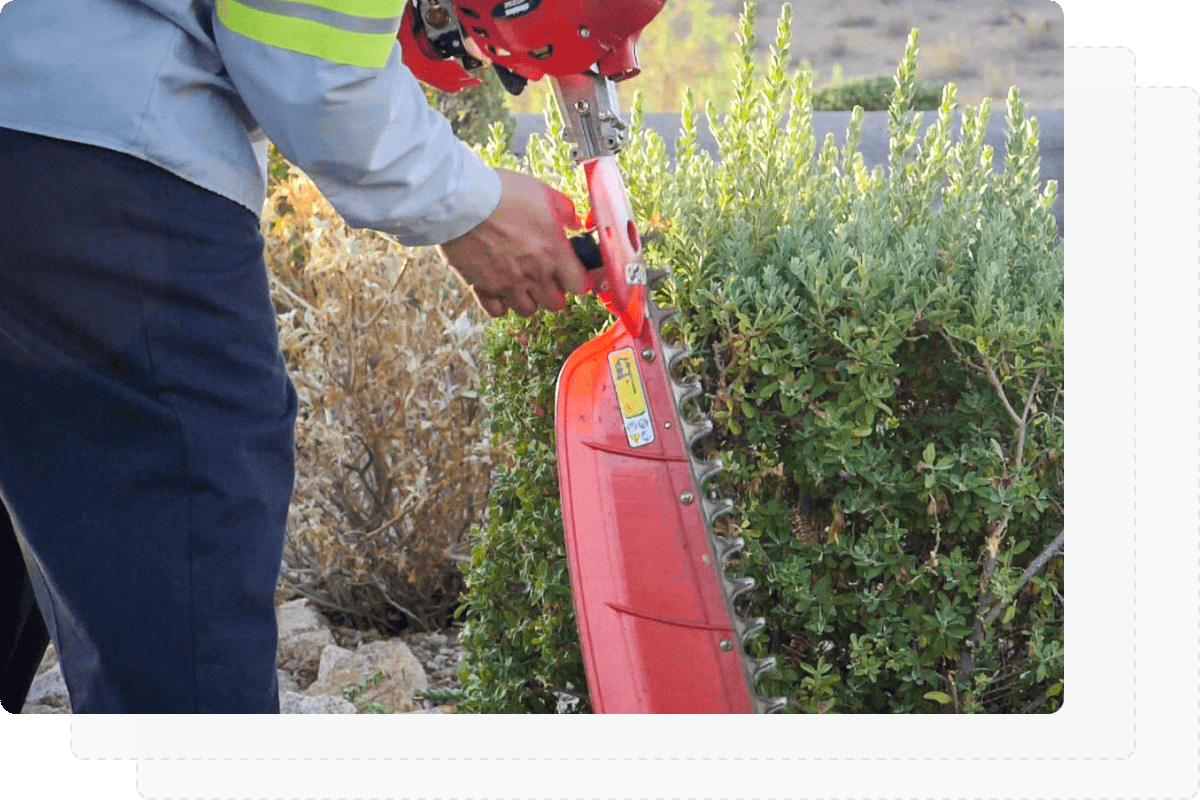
[{"x1": 555, "y1": 309, "x2": 771, "y2": 713}]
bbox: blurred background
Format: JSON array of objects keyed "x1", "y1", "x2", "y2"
[{"x1": 504, "y1": 0, "x2": 1064, "y2": 115}]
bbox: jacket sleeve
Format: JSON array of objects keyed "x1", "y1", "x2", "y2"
[{"x1": 211, "y1": 0, "x2": 501, "y2": 246}]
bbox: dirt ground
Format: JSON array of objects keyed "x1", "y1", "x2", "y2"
[{"x1": 715, "y1": 0, "x2": 1065, "y2": 108}]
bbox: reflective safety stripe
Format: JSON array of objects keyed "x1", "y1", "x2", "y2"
[
  {"x1": 231, "y1": 0, "x2": 403, "y2": 33},
  {"x1": 216, "y1": 0, "x2": 404, "y2": 68},
  {"x1": 298, "y1": 0, "x2": 405, "y2": 19}
]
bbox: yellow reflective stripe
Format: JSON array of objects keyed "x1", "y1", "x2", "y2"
[
  {"x1": 217, "y1": 0, "x2": 396, "y2": 68},
  {"x1": 299, "y1": 0, "x2": 404, "y2": 20}
]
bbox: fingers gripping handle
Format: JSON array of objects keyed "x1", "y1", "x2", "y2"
[{"x1": 551, "y1": 158, "x2": 647, "y2": 334}]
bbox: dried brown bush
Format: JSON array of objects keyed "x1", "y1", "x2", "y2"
[{"x1": 263, "y1": 166, "x2": 494, "y2": 632}]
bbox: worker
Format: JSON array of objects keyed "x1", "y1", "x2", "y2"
[{"x1": 0, "y1": 0, "x2": 589, "y2": 713}]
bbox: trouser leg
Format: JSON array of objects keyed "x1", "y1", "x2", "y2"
[
  {"x1": 0, "y1": 127, "x2": 296, "y2": 713},
  {"x1": 0, "y1": 502, "x2": 51, "y2": 713}
]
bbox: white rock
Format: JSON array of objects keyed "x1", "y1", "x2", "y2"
[
  {"x1": 305, "y1": 639, "x2": 429, "y2": 714},
  {"x1": 313, "y1": 644, "x2": 356, "y2": 683},
  {"x1": 280, "y1": 691, "x2": 357, "y2": 714},
  {"x1": 22, "y1": 663, "x2": 70, "y2": 713},
  {"x1": 277, "y1": 669, "x2": 299, "y2": 696},
  {"x1": 276, "y1": 599, "x2": 335, "y2": 677}
]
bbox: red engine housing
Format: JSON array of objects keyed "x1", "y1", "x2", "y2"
[
  {"x1": 399, "y1": 0, "x2": 666, "y2": 92},
  {"x1": 452, "y1": 0, "x2": 664, "y2": 82}
]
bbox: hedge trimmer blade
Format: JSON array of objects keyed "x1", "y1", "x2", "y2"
[
  {"x1": 552, "y1": 156, "x2": 784, "y2": 714},
  {"x1": 555, "y1": 285, "x2": 783, "y2": 713}
]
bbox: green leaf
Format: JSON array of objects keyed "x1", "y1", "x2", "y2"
[
  {"x1": 923, "y1": 691, "x2": 952, "y2": 705},
  {"x1": 923, "y1": 443, "x2": 936, "y2": 464}
]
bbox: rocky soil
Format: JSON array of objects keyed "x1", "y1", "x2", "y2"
[{"x1": 21, "y1": 598, "x2": 466, "y2": 715}]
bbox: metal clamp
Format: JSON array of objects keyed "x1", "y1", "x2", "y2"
[{"x1": 551, "y1": 73, "x2": 629, "y2": 162}]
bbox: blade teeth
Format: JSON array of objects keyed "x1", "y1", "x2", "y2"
[
  {"x1": 639, "y1": 318, "x2": 785, "y2": 716},
  {"x1": 738, "y1": 615, "x2": 767, "y2": 642},
  {"x1": 646, "y1": 267, "x2": 671, "y2": 287},
  {"x1": 718, "y1": 535, "x2": 745, "y2": 564},
  {"x1": 662, "y1": 341, "x2": 690, "y2": 370},
  {"x1": 711, "y1": 533, "x2": 745, "y2": 568},
  {"x1": 703, "y1": 496, "x2": 734, "y2": 523},
  {"x1": 679, "y1": 416, "x2": 713, "y2": 447},
  {"x1": 670, "y1": 378, "x2": 703, "y2": 408},
  {"x1": 711, "y1": 532, "x2": 733, "y2": 560},
  {"x1": 691, "y1": 456, "x2": 723, "y2": 488},
  {"x1": 724, "y1": 618, "x2": 763, "y2": 647},
  {"x1": 726, "y1": 575, "x2": 756, "y2": 602},
  {"x1": 649, "y1": 303, "x2": 679, "y2": 326},
  {"x1": 755, "y1": 695, "x2": 789, "y2": 714},
  {"x1": 747, "y1": 655, "x2": 777, "y2": 680}
]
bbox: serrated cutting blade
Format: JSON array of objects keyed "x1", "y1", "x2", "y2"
[{"x1": 555, "y1": 290, "x2": 784, "y2": 713}]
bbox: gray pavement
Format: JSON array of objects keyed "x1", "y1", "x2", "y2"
[{"x1": 510, "y1": 108, "x2": 1064, "y2": 238}]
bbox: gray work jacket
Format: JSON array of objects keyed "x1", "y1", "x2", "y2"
[{"x1": 0, "y1": 0, "x2": 501, "y2": 245}]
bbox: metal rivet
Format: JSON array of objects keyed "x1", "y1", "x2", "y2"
[
  {"x1": 663, "y1": 421, "x2": 672, "y2": 429},
  {"x1": 641, "y1": 348, "x2": 655, "y2": 361},
  {"x1": 719, "y1": 639, "x2": 733, "y2": 651},
  {"x1": 579, "y1": 26, "x2": 590, "y2": 38},
  {"x1": 575, "y1": 99, "x2": 590, "y2": 114},
  {"x1": 680, "y1": 491, "x2": 695, "y2": 504}
]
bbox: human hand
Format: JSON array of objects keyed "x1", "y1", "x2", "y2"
[{"x1": 439, "y1": 168, "x2": 590, "y2": 318}]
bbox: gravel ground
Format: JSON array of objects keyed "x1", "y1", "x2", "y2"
[{"x1": 22, "y1": 627, "x2": 467, "y2": 714}]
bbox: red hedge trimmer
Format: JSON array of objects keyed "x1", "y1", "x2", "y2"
[{"x1": 401, "y1": 0, "x2": 783, "y2": 713}]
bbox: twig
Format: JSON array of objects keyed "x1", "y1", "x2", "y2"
[
  {"x1": 941, "y1": 331, "x2": 1044, "y2": 468},
  {"x1": 1014, "y1": 369, "x2": 1043, "y2": 467},
  {"x1": 978, "y1": 353, "x2": 1024, "y2": 429},
  {"x1": 1018, "y1": 692, "x2": 1051, "y2": 714},
  {"x1": 359, "y1": 257, "x2": 410, "y2": 332},
  {"x1": 359, "y1": 511, "x2": 407, "y2": 541},
  {"x1": 369, "y1": 573, "x2": 430, "y2": 631},
  {"x1": 955, "y1": 516, "x2": 1009, "y2": 689},
  {"x1": 983, "y1": 529, "x2": 1065, "y2": 625},
  {"x1": 270, "y1": 273, "x2": 320, "y2": 314}
]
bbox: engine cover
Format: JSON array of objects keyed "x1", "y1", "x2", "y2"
[{"x1": 452, "y1": 0, "x2": 666, "y2": 81}]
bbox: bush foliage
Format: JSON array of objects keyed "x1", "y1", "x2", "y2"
[
  {"x1": 813, "y1": 73, "x2": 943, "y2": 112},
  {"x1": 458, "y1": 4, "x2": 1063, "y2": 713}
]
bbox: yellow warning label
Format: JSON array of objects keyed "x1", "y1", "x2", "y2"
[
  {"x1": 609, "y1": 349, "x2": 646, "y2": 418},
  {"x1": 608, "y1": 348, "x2": 654, "y2": 448}
]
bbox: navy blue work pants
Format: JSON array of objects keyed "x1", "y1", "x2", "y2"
[{"x1": 0, "y1": 127, "x2": 297, "y2": 712}]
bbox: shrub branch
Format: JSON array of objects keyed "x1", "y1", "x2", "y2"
[{"x1": 983, "y1": 529, "x2": 1065, "y2": 625}]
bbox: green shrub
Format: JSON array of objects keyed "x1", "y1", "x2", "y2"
[
  {"x1": 425, "y1": 66, "x2": 515, "y2": 148},
  {"x1": 813, "y1": 73, "x2": 943, "y2": 111},
  {"x1": 458, "y1": 3, "x2": 1063, "y2": 714}
]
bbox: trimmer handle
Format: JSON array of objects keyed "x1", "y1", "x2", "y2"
[{"x1": 569, "y1": 232, "x2": 606, "y2": 292}]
